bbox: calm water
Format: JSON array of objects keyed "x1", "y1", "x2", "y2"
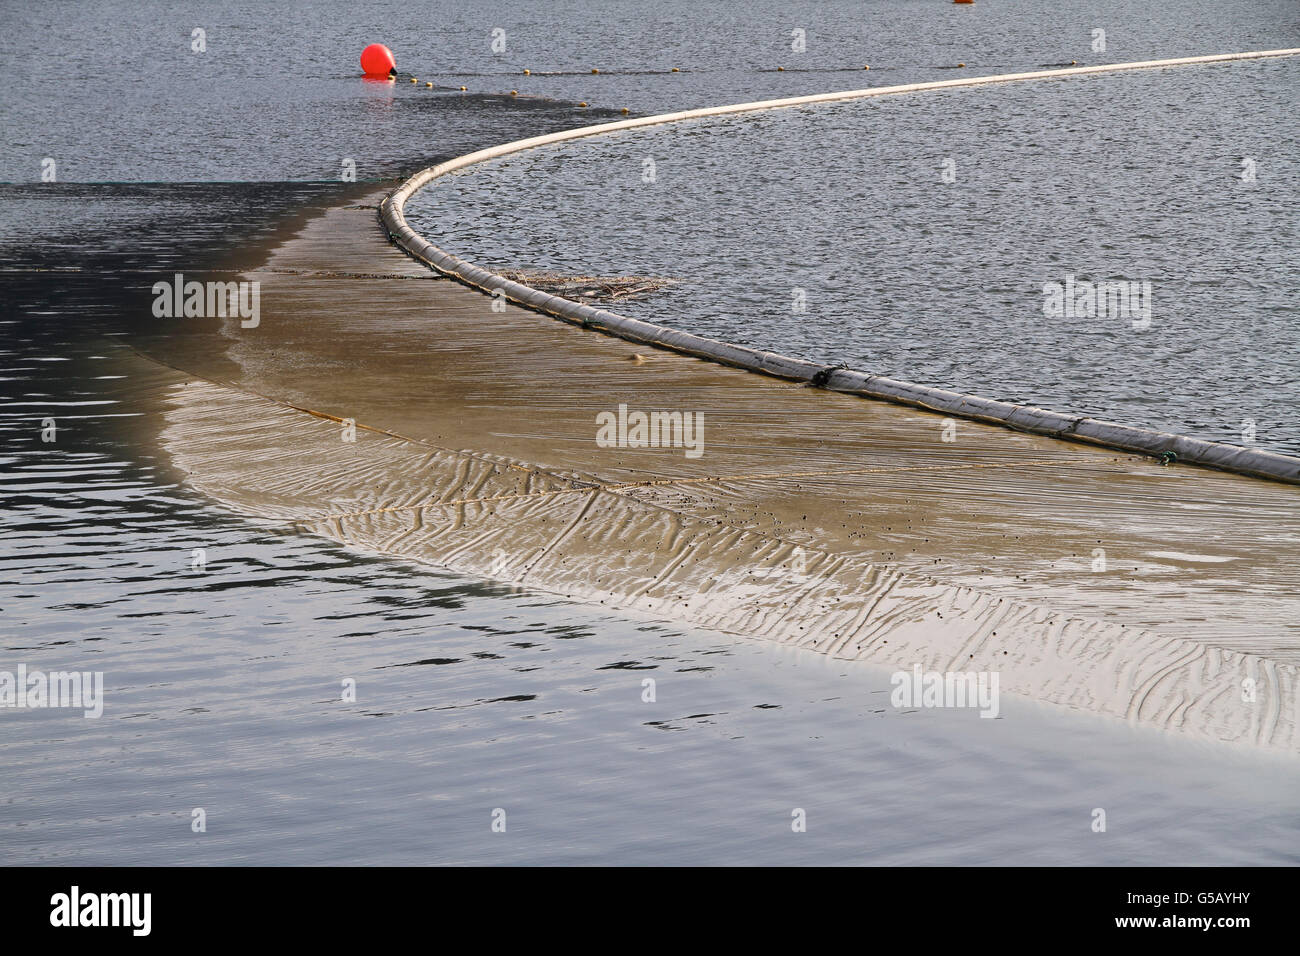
[{"x1": 2, "y1": 0, "x2": 1298, "y2": 865}]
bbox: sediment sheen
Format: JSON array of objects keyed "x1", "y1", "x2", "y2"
[
  {"x1": 143, "y1": 191, "x2": 1300, "y2": 751},
  {"x1": 158, "y1": 376, "x2": 1298, "y2": 750}
]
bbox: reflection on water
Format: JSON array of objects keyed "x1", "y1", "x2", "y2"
[
  {"x1": 2, "y1": 0, "x2": 1299, "y2": 865},
  {"x1": 2, "y1": 326, "x2": 1298, "y2": 864},
  {"x1": 3, "y1": 373, "x2": 1299, "y2": 864}
]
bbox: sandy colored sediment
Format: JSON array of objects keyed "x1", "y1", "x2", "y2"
[{"x1": 136, "y1": 190, "x2": 1300, "y2": 750}]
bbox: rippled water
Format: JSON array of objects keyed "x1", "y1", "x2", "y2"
[
  {"x1": 4, "y1": 375, "x2": 1299, "y2": 864},
  {"x1": 408, "y1": 57, "x2": 1300, "y2": 454},
  {"x1": 3, "y1": 0, "x2": 1299, "y2": 865},
  {"x1": 3, "y1": 0, "x2": 1297, "y2": 181}
]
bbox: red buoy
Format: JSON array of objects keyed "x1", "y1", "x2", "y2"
[{"x1": 360, "y1": 43, "x2": 396, "y2": 77}]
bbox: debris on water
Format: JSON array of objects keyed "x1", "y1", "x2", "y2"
[{"x1": 497, "y1": 269, "x2": 675, "y2": 302}]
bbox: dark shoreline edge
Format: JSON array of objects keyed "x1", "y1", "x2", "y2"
[{"x1": 379, "y1": 51, "x2": 1300, "y2": 486}]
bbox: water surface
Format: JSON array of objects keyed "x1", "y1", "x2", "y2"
[
  {"x1": 2, "y1": 0, "x2": 1297, "y2": 865},
  {"x1": 408, "y1": 57, "x2": 1300, "y2": 453}
]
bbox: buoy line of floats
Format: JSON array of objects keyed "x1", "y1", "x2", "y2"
[
  {"x1": 360, "y1": 41, "x2": 1101, "y2": 112},
  {"x1": 373, "y1": 46, "x2": 1300, "y2": 485}
]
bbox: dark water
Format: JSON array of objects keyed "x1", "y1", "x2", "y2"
[{"x1": 2, "y1": 0, "x2": 1299, "y2": 865}]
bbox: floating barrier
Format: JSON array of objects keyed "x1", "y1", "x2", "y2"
[{"x1": 380, "y1": 49, "x2": 1300, "y2": 485}]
